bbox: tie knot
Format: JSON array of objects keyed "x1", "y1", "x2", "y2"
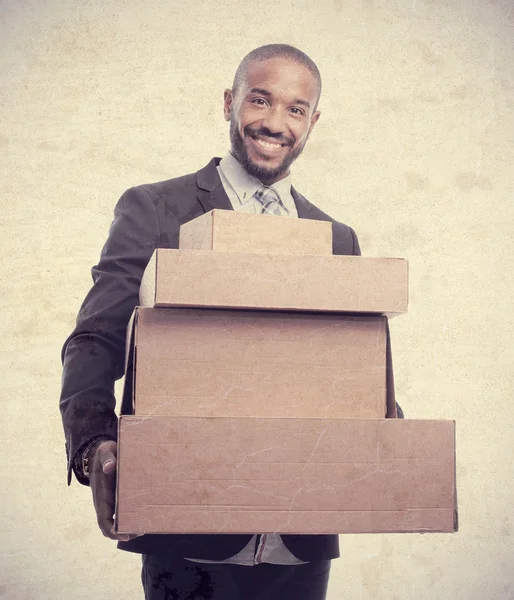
[
  {"x1": 255, "y1": 185, "x2": 279, "y2": 202},
  {"x1": 254, "y1": 186, "x2": 288, "y2": 216}
]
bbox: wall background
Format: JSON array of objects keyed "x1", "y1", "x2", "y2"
[{"x1": 1, "y1": 0, "x2": 513, "y2": 598}]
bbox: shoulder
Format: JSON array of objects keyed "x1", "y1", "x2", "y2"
[
  {"x1": 109, "y1": 172, "x2": 199, "y2": 233},
  {"x1": 130, "y1": 170, "x2": 199, "y2": 201},
  {"x1": 121, "y1": 157, "x2": 220, "y2": 202},
  {"x1": 293, "y1": 189, "x2": 361, "y2": 256}
]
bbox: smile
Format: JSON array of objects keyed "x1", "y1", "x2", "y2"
[
  {"x1": 248, "y1": 134, "x2": 290, "y2": 155},
  {"x1": 255, "y1": 138, "x2": 283, "y2": 149}
]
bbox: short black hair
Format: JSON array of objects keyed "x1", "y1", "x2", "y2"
[{"x1": 232, "y1": 44, "x2": 322, "y2": 109}]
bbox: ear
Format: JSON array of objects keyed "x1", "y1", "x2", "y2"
[
  {"x1": 223, "y1": 89, "x2": 234, "y2": 122},
  {"x1": 308, "y1": 110, "x2": 321, "y2": 136}
]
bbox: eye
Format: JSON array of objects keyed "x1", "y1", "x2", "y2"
[
  {"x1": 289, "y1": 107, "x2": 305, "y2": 116},
  {"x1": 251, "y1": 98, "x2": 269, "y2": 106}
]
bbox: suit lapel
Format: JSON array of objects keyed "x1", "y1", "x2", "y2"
[
  {"x1": 196, "y1": 159, "x2": 314, "y2": 219},
  {"x1": 291, "y1": 186, "x2": 313, "y2": 219},
  {"x1": 196, "y1": 158, "x2": 234, "y2": 213}
]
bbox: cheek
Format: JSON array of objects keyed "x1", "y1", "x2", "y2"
[
  {"x1": 238, "y1": 107, "x2": 270, "y2": 133},
  {"x1": 237, "y1": 116, "x2": 251, "y2": 136},
  {"x1": 291, "y1": 125, "x2": 309, "y2": 147},
  {"x1": 235, "y1": 108, "x2": 253, "y2": 129}
]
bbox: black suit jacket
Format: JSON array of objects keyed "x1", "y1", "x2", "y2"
[{"x1": 60, "y1": 157, "x2": 362, "y2": 561}]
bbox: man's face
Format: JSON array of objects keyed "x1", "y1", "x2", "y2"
[{"x1": 224, "y1": 57, "x2": 321, "y2": 184}]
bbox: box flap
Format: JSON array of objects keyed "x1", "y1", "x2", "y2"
[{"x1": 179, "y1": 211, "x2": 214, "y2": 251}]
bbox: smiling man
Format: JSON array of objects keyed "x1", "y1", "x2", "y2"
[
  {"x1": 60, "y1": 44, "x2": 361, "y2": 600},
  {"x1": 225, "y1": 48, "x2": 321, "y2": 184}
]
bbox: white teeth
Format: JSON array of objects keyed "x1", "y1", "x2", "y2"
[{"x1": 255, "y1": 138, "x2": 282, "y2": 149}]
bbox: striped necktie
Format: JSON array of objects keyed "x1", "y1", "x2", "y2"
[{"x1": 254, "y1": 186, "x2": 289, "y2": 216}]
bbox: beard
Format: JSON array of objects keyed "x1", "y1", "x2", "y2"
[{"x1": 229, "y1": 119, "x2": 306, "y2": 183}]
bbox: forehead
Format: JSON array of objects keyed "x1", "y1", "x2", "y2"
[{"x1": 241, "y1": 57, "x2": 319, "y2": 103}]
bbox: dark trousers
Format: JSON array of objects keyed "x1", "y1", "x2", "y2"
[{"x1": 141, "y1": 554, "x2": 331, "y2": 600}]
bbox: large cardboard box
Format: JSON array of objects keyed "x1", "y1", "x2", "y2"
[
  {"x1": 139, "y1": 249, "x2": 408, "y2": 316},
  {"x1": 115, "y1": 416, "x2": 457, "y2": 535},
  {"x1": 122, "y1": 307, "x2": 395, "y2": 419},
  {"x1": 179, "y1": 209, "x2": 333, "y2": 256}
]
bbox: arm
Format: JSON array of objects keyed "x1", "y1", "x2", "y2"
[
  {"x1": 60, "y1": 185, "x2": 160, "y2": 485},
  {"x1": 350, "y1": 226, "x2": 361, "y2": 256}
]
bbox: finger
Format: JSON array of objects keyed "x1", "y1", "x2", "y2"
[
  {"x1": 102, "y1": 456, "x2": 116, "y2": 475},
  {"x1": 97, "y1": 501, "x2": 116, "y2": 538},
  {"x1": 98, "y1": 509, "x2": 117, "y2": 539},
  {"x1": 95, "y1": 447, "x2": 117, "y2": 475},
  {"x1": 110, "y1": 529, "x2": 143, "y2": 542},
  {"x1": 92, "y1": 469, "x2": 117, "y2": 538}
]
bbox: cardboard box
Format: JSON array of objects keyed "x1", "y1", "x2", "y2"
[
  {"x1": 179, "y1": 209, "x2": 333, "y2": 256},
  {"x1": 115, "y1": 416, "x2": 457, "y2": 535},
  {"x1": 139, "y1": 249, "x2": 408, "y2": 316},
  {"x1": 122, "y1": 307, "x2": 393, "y2": 419}
]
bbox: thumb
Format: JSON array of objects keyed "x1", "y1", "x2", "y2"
[
  {"x1": 102, "y1": 453, "x2": 117, "y2": 475},
  {"x1": 97, "y1": 449, "x2": 117, "y2": 475}
]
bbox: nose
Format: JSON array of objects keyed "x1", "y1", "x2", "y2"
[{"x1": 260, "y1": 107, "x2": 286, "y2": 135}]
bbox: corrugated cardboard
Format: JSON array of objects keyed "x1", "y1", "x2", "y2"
[
  {"x1": 115, "y1": 416, "x2": 457, "y2": 535},
  {"x1": 178, "y1": 209, "x2": 333, "y2": 255},
  {"x1": 123, "y1": 307, "x2": 391, "y2": 419},
  {"x1": 139, "y1": 249, "x2": 408, "y2": 315}
]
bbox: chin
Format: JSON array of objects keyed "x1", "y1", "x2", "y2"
[
  {"x1": 243, "y1": 143, "x2": 291, "y2": 180},
  {"x1": 230, "y1": 122, "x2": 296, "y2": 182},
  {"x1": 246, "y1": 158, "x2": 289, "y2": 182},
  {"x1": 249, "y1": 155, "x2": 282, "y2": 173}
]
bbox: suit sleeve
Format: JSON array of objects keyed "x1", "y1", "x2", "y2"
[
  {"x1": 59, "y1": 186, "x2": 160, "y2": 485},
  {"x1": 350, "y1": 226, "x2": 361, "y2": 256}
]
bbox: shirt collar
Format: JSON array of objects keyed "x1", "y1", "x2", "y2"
[{"x1": 218, "y1": 152, "x2": 293, "y2": 206}]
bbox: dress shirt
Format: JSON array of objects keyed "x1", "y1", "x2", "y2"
[
  {"x1": 184, "y1": 152, "x2": 306, "y2": 566},
  {"x1": 216, "y1": 152, "x2": 299, "y2": 218}
]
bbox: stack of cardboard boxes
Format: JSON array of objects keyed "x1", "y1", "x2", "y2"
[{"x1": 115, "y1": 210, "x2": 457, "y2": 536}]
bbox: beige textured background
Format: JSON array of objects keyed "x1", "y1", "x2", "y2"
[{"x1": 1, "y1": 0, "x2": 513, "y2": 598}]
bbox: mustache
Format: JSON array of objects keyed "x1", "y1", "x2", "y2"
[{"x1": 244, "y1": 126, "x2": 294, "y2": 147}]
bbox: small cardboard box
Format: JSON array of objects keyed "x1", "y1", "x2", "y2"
[
  {"x1": 139, "y1": 249, "x2": 408, "y2": 316},
  {"x1": 121, "y1": 307, "x2": 395, "y2": 419},
  {"x1": 179, "y1": 209, "x2": 333, "y2": 256},
  {"x1": 115, "y1": 416, "x2": 457, "y2": 535}
]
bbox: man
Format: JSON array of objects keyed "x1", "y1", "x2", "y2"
[{"x1": 60, "y1": 44, "x2": 362, "y2": 599}]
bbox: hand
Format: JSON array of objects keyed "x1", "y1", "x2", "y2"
[{"x1": 88, "y1": 439, "x2": 139, "y2": 542}]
